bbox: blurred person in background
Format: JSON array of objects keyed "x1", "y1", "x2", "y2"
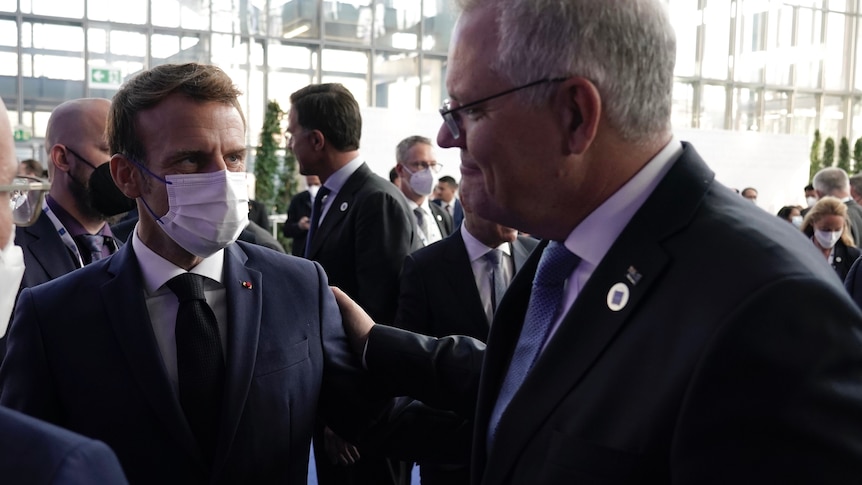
[
  {"x1": 777, "y1": 205, "x2": 803, "y2": 228},
  {"x1": 801, "y1": 196, "x2": 860, "y2": 281}
]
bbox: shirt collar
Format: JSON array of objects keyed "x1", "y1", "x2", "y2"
[
  {"x1": 322, "y1": 156, "x2": 363, "y2": 194},
  {"x1": 132, "y1": 227, "x2": 225, "y2": 295},
  {"x1": 461, "y1": 222, "x2": 511, "y2": 263},
  {"x1": 563, "y1": 136, "x2": 683, "y2": 266}
]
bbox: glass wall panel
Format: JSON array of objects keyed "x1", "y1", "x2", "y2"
[
  {"x1": 422, "y1": 0, "x2": 454, "y2": 53},
  {"x1": 373, "y1": 52, "x2": 418, "y2": 109},
  {"x1": 822, "y1": 95, "x2": 846, "y2": 138},
  {"x1": 765, "y1": 4, "x2": 794, "y2": 85},
  {"x1": 795, "y1": 7, "x2": 823, "y2": 89},
  {"x1": 667, "y1": 0, "x2": 698, "y2": 77},
  {"x1": 269, "y1": 71, "x2": 316, "y2": 110},
  {"x1": 152, "y1": 0, "x2": 209, "y2": 30},
  {"x1": 732, "y1": 87, "x2": 762, "y2": 131},
  {"x1": 28, "y1": 0, "x2": 83, "y2": 17},
  {"x1": 672, "y1": 82, "x2": 694, "y2": 129},
  {"x1": 0, "y1": 0, "x2": 15, "y2": 13},
  {"x1": 0, "y1": 19, "x2": 17, "y2": 47},
  {"x1": 762, "y1": 90, "x2": 790, "y2": 133},
  {"x1": 152, "y1": 33, "x2": 207, "y2": 65},
  {"x1": 0, "y1": 51, "x2": 16, "y2": 77},
  {"x1": 24, "y1": 23, "x2": 85, "y2": 53},
  {"x1": 323, "y1": 0, "x2": 372, "y2": 45},
  {"x1": 88, "y1": 0, "x2": 147, "y2": 24},
  {"x1": 734, "y1": 3, "x2": 766, "y2": 83},
  {"x1": 791, "y1": 92, "x2": 818, "y2": 136},
  {"x1": 700, "y1": 84, "x2": 728, "y2": 130},
  {"x1": 276, "y1": 0, "x2": 319, "y2": 39},
  {"x1": 373, "y1": 0, "x2": 420, "y2": 50},
  {"x1": 701, "y1": 0, "x2": 732, "y2": 80},
  {"x1": 420, "y1": 56, "x2": 445, "y2": 112},
  {"x1": 851, "y1": 98, "x2": 862, "y2": 145},
  {"x1": 823, "y1": 12, "x2": 848, "y2": 91},
  {"x1": 212, "y1": 33, "x2": 250, "y2": 68}
]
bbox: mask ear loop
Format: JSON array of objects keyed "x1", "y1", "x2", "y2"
[{"x1": 127, "y1": 157, "x2": 173, "y2": 225}]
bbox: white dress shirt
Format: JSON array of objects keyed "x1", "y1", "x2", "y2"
[
  {"x1": 542, "y1": 137, "x2": 684, "y2": 351},
  {"x1": 462, "y1": 223, "x2": 513, "y2": 323},
  {"x1": 408, "y1": 198, "x2": 444, "y2": 246},
  {"x1": 132, "y1": 229, "x2": 229, "y2": 396}
]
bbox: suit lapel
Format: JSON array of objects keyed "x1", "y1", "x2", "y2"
[
  {"x1": 212, "y1": 244, "x2": 263, "y2": 475},
  {"x1": 478, "y1": 143, "x2": 715, "y2": 484},
  {"x1": 306, "y1": 164, "x2": 370, "y2": 259},
  {"x1": 446, "y1": 232, "x2": 492, "y2": 333},
  {"x1": 24, "y1": 214, "x2": 78, "y2": 278},
  {"x1": 100, "y1": 244, "x2": 206, "y2": 470}
]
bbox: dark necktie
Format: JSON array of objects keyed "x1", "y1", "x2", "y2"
[
  {"x1": 74, "y1": 234, "x2": 105, "y2": 265},
  {"x1": 166, "y1": 273, "x2": 225, "y2": 462},
  {"x1": 304, "y1": 186, "x2": 331, "y2": 258},
  {"x1": 483, "y1": 249, "x2": 508, "y2": 314},
  {"x1": 487, "y1": 241, "x2": 580, "y2": 446},
  {"x1": 414, "y1": 207, "x2": 429, "y2": 243}
]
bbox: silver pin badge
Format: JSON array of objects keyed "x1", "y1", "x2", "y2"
[
  {"x1": 340, "y1": 202, "x2": 348, "y2": 211},
  {"x1": 626, "y1": 266, "x2": 642, "y2": 286},
  {"x1": 607, "y1": 282, "x2": 629, "y2": 312}
]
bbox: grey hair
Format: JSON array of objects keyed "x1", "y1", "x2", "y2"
[
  {"x1": 396, "y1": 135, "x2": 432, "y2": 164},
  {"x1": 455, "y1": 0, "x2": 676, "y2": 144},
  {"x1": 813, "y1": 167, "x2": 850, "y2": 196}
]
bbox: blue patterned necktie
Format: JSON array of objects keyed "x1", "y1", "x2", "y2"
[
  {"x1": 487, "y1": 241, "x2": 581, "y2": 447},
  {"x1": 304, "y1": 186, "x2": 331, "y2": 258},
  {"x1": 74, "y1": 233, "x2": 106, "y2": 265}
]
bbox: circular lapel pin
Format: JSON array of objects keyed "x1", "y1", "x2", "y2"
[
  {"x1": 340, "y1": 202, "x2": 348, "y2": 211},
  {"x1": 606, "y1": 282, "x2": 629, "y2": 312}
]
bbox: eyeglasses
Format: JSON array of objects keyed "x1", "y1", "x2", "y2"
[
  {"x1": 403, "y1": 161, "x2": 443, "y2": 174},
  {"x1": 1, "y1": 176, "x2": 51, "y2": 226},
  {"x1": 439, "y1": 77, "x2": 568, "y2": 139}
]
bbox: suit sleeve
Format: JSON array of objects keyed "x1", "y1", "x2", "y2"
[
  {"x1": 672, "y1": 276, "x2": 862, "y2": 482},
  {"x1": 282, "y1": 194, "x2": 308, "y2": 239},
  {"x1": 844, "y1": 255, "x2": 862, "y2": 308},
  {"x1": 352, "y1": 191, "x2": 414, "y2": 324},
  {"x1": 365, "y1": 324, "x2": 484, "y2": 420},
  {"x1": 393, "y1": 255, "x2": 433, "y2": 335},
  {"x1": 0, "y1": 288, "x2": 62, "y2": 423},
  {"x1": 52, "y1": 440, "x2": 128, "y2": 485}
]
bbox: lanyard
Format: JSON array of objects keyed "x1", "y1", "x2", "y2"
[{"x1": 43, "y1": 205, "x2": 85, "y2": 269}]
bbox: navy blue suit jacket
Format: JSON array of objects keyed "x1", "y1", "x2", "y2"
[
  {"x1": 433, "y1": 198, "x2": 464, "y2": 228},
  {"x1": 0, "y1": 241, "x2": 389, "y2": 484},
  {"x1": 366, "y1": 143, "x2": 862, "y2": 484},
  {"x1": 15, "y1": 212, "x2": 78, "y2": 289},
  {"x1": 0, "y1": 405, "x2": 127, "y2": 484}
]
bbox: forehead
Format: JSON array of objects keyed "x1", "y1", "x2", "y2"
[
  {"x1": 406, "y1": 143, "x2": 434, "y2": 160},
  {"x1": 137, "y1": 94, "x2": 245, "y2": 153},
  {"x1": 446, "y1": 6, "x2": 502, "y2": 99}
]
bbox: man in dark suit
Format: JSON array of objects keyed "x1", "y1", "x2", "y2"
[
  {"x1": 0, "y1": 98, "x2": 127, "y2": 484},
  {"x1": 432, "y1": 175, "x2": 464, "y2": 228},
  {"x1": 288, "y1": 83, "x2": 417, "y2": 485},
  {"x1": 812, "y1": 166, "x2": 862, "y2": 245},
  {"x1": 0, "y1": 63, "x2": 400, "y2": 485},
  {"x1": 334, "y1": 1, "x2": 862, "y2": 483},
  {"x1": 282, "y1": 175, "x2": 320, "y2": 256},
  {"x1": 395, "y1": 135, "x2": 453, "y2": 247},
  {"x1": 394, "y1": 179, "x2": 537, "y2": 484},
  {"x1": 16, "y1": 98, "x2": 121, "y2": 290}
]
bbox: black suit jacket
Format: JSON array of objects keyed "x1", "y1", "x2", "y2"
[
  {"x1": 395, "y1": 231, "x2": 538, "y2": 341},
  {"x1": 433, "y1": 198, "x2": 464, "y2": 228},
  {"x1": 365, "y1": 143, "x2": 862, "y2": 483},
  {"x1": 427, "y1": 201, "x2": 454, "y2": 240},
  {"x1": 831, "y1": 239, "x2": 860, "y2": 281},
  {"x1": 283, "y1": 190, "x2": 312, "y2": 257},
  {"x1": 0, "y1": 405, "x2": 128, "y2": 484},
  {"x1": 16, "y1": 212, "x2": 78, "y2": 289},
  {"x1": 306, "y1": 163, "x2": 417, "y2": 324},
  {"x1": 845, "y1": 199, "x2": 862, "y2": 245}
]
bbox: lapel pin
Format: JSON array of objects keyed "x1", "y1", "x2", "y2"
[
  {"x1": 607, "y1": 282, "x2": 629, "y2": 312},
  {"x1": 836, "y1": 256, "x2": 843, "y2": 263},
  {"x1": 626, "y1": 266, "x2": 642, "y2": 286},
  {"x1": 436, "y1": 214, "x2": 442, "y2": 221},
  {"x1": 241, "y1": 281, "x2": 253, "y2": 290},
  {"x1": 340, "y1": 202, "x2": 348, "y2": 211}
]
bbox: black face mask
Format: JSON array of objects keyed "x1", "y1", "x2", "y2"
[{"x1": 88, "y1": 161, "x2": 137, "y2": 217}]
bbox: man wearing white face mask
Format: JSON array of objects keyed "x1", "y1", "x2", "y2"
[
  {"x1": 0, "y1": 63, "x2": 428, "y2": 485},
  {"x1": 395, "y1": 136, "x2": 454, "y2": 247},
  {"x1": 0, "y1": 98, "x2": 128, "y2": 484}
]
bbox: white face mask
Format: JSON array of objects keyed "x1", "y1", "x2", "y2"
[
  {"x1": 403, "y1": 165, "x2": 434, "y2": 196},
  {"x1": 791, "y1": 215, "x2": 803, "y2": 228},
  {"x1": 141, "y1": 169, "x2": 249, "y2": 258},
  {"x1": 806, "y1": 196, "x2": 818, "y2": 208},
  {"x1": 0, "y1": 230, "x2": 25, "y2": 337},
  {"x1": 308, "y1": 184, "x2": 321, "y2": 200},
  {"x1": 814, "y1": 229, "x2": 842, "y2": 249}
]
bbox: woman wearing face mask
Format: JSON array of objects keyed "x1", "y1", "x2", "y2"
[
  {"x1": 776, "y1": 205, "x2": 803, "y2": 228},
  {"x1": 800, "y1": 196, "x2": 860, "y2": 281}
]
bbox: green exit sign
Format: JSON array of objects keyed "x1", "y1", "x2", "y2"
[
  {"x1": 13, "y1": 125, "x2": 30, "y2": 142},
  {"x1": 89, "y1": 67, "x2": 123, "y2": 89}
]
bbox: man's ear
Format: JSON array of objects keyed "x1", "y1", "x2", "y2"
[
  {"x1": 49, "y1": 144, "x2": 71, "y2": 173},
  {"x1": 560, "y1": 77, "x2": 601, "y2": 155},
  {"x1": 309, "y1": 130, "x2": 326, "y2": 151},
  {"x1": 110, "y1": 154, "x2": 141, "y2": 199}
]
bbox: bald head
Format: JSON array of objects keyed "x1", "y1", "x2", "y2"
[{"x1": 0, "y1": 98, "x2": 17, "y2": 247}]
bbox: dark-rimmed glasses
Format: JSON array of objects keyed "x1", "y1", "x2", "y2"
[
  {"x1": 1, "y1": 176, "x2": 51, "y2": 226},
  {"x1": 439, "y1": 77, "x2": 568, "y2": 139}
]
